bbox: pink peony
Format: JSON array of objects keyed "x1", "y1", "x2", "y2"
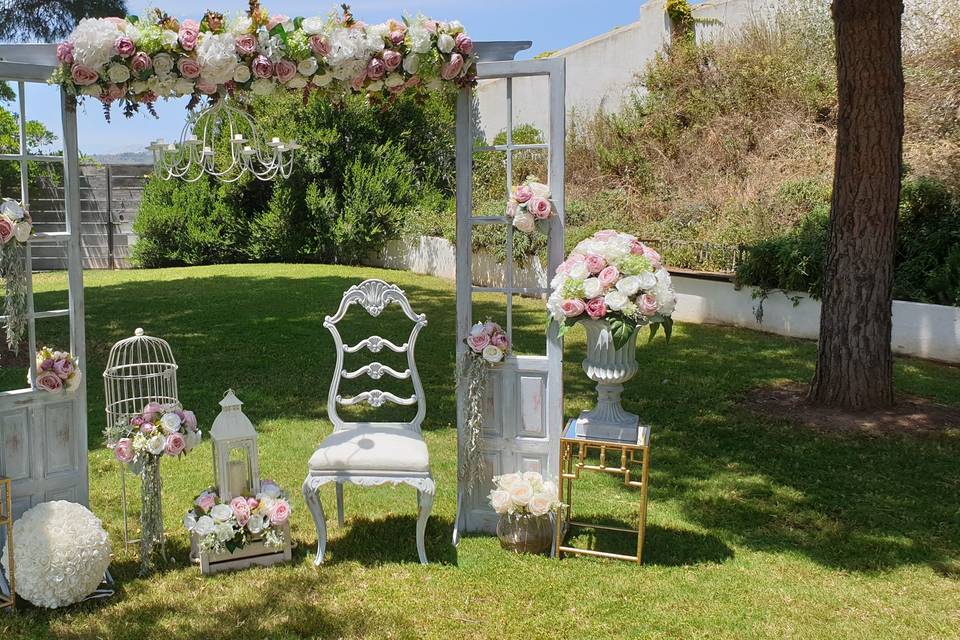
[
  {"x1": 235, "y1": 34, "x2": 257, "y2": 55},
  {"x1": 274, "y1": 59, "x2": 297, "y2": 83},
  {"x1": 455, "y1": 33, "x2": 474, "y2": 55},
  {"x1": 196, "y1": 79, "x2": 217, "y2": 94},
  {"x1": 390, "y1": 30, "x2": 406, "y2": 45},
  {"x1": 382, "y1": 50, "x2": 402, "y2": 71},
  {"x1": 182, "y1": 410, "x2": 197, "y2": 430},
  {"x1": 39, "y1": 358, "x2": 54, "y2": 371},
  {"x1": 246, "y1": 497, "x2": 259, "y2": 509},
  {"x1": 585, "y1": 254, "x2": 607, "y2": 275},
  {"x1": 598, "y1": 265, "x2": 620, "y2": 288},
  {"x1": 142, "y1": 401, "x2": 163, "y2": 423},
  {"x1": 164, "y1": 432, "x2": 186, "y2": 456},
  {"x1": 252, "y1": 55, "x2": 273, "y2": 79},
  {"x1": 52, "y1": 358, "x2": 74, "y2": 379},
  {"x1": 308, "y1": 35, "x2": 330, "y2": 56},
  {"x1": 467, "y1": 334, "x2": 490, "y2": 353},
  {"x1": 513, "y1": 184, "x2": 533, "y2": 203},
  {"x1": 177, "y1": 57, "x2": 200, "y2": 79},
  {"x1": 585, "y1": 297, "x2": 607, "y2": 320},
  {"x1": 528, "y1": 196, "x2": 552, "y2": 220},
  {"x1": 560, "y1": 299, "x2": 587, "y2": 317},
  {"x1": 366, "y1": 57, "x2": 385, "y2": 80},
  {"x1": 440, "y1": 53, "x2": 464, "y2": 81},
  {"x1": 267, "y1": 14, "x2": 289, "y2": 30},
  {"x1": 195, "y1": 492, "x2": 216, "y2": 512},
  {"x1": 140, "y1": 422, "x2": 156, "y2": 435},
  {"x1": 230, "y1": 496, "x2": 251, "y2": 525},
  {"x1": 56, "y1": 42, "x2": 74, "y2": 64},
  {"x1": 114, "y1": 35, "x2": 135, "y2": 57},
  {"x1": 268, "y1": 499, "x2": 290, "y2": 525},
  {"x1": 178, "y1": 24, "x2": 199, "y2": 51},
  {"x1": 490, "y1": 332, "x2": 509, "y2": 349},
  {"x1": 35, "y1": 370, "x2": 63, "y2": 392},
  {"x1": 113, "y1": 438, "x2": 134, "y2": 463},
  {"x1": 130, "y1": 416, "x2": 145, "y2": 427},
  {"x1": 70, "y1": 64, "x2": 99, "y2": 86},
  {"x1": 639, "y1": 293, "x2": 659, "y2": 316},
  {"x1": 0, "y1": 218, "x2": 14, "y2": 244},
  {"x1": 131, "y1": 52, "x2": 152, "y2": 73}
]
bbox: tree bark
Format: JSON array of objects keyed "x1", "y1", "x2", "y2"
[{"x1": 808, "y1": 0, "x2": 904, "y2": 411}]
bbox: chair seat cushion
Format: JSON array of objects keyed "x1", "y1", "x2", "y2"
[{"x1": 308, "y1": 427, "x2": 430, "y2": 473}]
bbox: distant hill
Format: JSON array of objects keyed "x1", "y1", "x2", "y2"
[{"x1": 90, "y1": 151, "x2": 153, "y2": 165}]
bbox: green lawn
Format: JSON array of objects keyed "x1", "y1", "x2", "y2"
[{"x1": 3, "y1": 263, "x2": 959, "y2": 640}]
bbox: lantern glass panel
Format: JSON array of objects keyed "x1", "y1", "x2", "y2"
[{"x1": 227, "y1": 446, "x2": 252, "y2": 498}]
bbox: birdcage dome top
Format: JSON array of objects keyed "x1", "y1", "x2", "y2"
[{"x1": 104, "y1": 328, "x2": 178, "y2": 373}]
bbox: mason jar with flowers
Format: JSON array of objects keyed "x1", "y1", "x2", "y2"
[
  {"x1": 488, "y1": 471, "x2": 562, "y2": 554},
  {"x1": 547, "y1": 230, "x2": 677, "y2": 442}
]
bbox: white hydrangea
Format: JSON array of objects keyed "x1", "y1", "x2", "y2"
[
  {"x1": 364, "y1": 22, "x2": 389, "y2": 53},
  {"x1": 196, "y1": 33, "x2": 240, "y2": 85},
  {"x1": 69, "y1": 18, "x2": 121, "y2": 68},
  {"x1": 407, "y1": 24, "x2": 432, "y2": 54},
  {"x1": 229, "y1": 14, "x2": 253, "y2": 35},
  {"x1": 2, "y1": 501, "x2": 111, "y2": 609},
  {"x1": 326, "y1": 26, "x2": 366, "y2": 66}
]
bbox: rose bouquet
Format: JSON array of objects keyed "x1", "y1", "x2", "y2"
[
  {"x1": 0, "y1": 198, "x2": 32, "y2": 245},
  {"x1": 184, "y1": 480, "x2": 291, "y2": 554},
  {"x1": 50, "y1": 4, "x2": 479, "y2": 118},
  {"x1": 488, "y1": 471, "x2": 562, "y2": 516},
  {"x1": 106, "y1": 402, "x2": 202, "y2": 470},
  {"x1": 506, "y1": 178, "x2": 555, "y2": 233},
  {"x1": 465, "y1": 320, "x2": 510, "y2": 364},
  {"x1": 31, "y1": 347, "x2": 82, "y2": 393},
  {"x1": 547, "y1": 230, "x2": 677, "y2": 348}
]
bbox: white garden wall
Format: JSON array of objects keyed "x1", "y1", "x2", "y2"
[{"x1": 366, "y1": 236, "x2": 960, "y2": 364}]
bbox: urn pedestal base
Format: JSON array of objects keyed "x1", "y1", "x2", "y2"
[{"x1": 576, "y1": 319, "x2": 641, "y2": 443}]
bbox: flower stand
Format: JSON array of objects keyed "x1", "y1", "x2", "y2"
[{"x1": 190, "y1": 521, "x2": 291, "y2": 576}]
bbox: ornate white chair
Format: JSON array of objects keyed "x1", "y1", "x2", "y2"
[{"x1": 302, "y1": 279, "x2": 435, "y2": 565}]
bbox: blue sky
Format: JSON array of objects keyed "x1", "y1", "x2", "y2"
[{"x1": 20, "y1": 1, "x2": 652, "y2": 156}]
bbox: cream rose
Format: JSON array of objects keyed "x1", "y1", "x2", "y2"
[
  {"x1": 488, "y1": 489, "x2": 511, "y2": 514},
  {"x1": 482, "y1": 345, "x2": 504, "y2": 363},
  {"x1": 509, "y1": 480, "x2": 534, "y2": 507},
  {"x1": 582, "y1": 277, "x2": 603, "y2": 299},
  {"x1": 107, "y1": 63, "x2": 130, "y2": 84},
  {"x1": 528, "y1": 492, "x2": 553, "y2": 517}
]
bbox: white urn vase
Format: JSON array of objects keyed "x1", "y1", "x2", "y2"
[{"x1": 576, "y1": 318, "x2": 641, "y2": 442}]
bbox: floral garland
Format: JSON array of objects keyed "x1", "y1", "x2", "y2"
[
  {"x1": 31, "y1": 347, "x2": 82, "y2": 393},
  {"x1": 505, "y1": 178, "x2": 555, "y2": 234},
  {"x1": 0, "y1": 198, "x2": 33, "y2": 352},
  {"x1": 457, "y1": 320, "x2": 510, "y2": 495},
  {"x1": 184, "y1": 480, "x2": 291, "y2": 554},
  {"x1": 51, "y1": 3, "x2": 478, "y2": 117},
  {"x1": 547, "y1": 230, "x2": 678, "y2": 348}
]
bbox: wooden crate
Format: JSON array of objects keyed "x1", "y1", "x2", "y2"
[{"x1": 191, "y1": 521, "x2": 291, "y2": 576}]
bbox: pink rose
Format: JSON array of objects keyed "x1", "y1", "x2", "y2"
[
  {"x1": 56, "y1": 42, "x2": 74, "y2": 64},
  {"x1": 560, "y1": 299, "x2": 586, "y2": 317},
  {"x1": 140, "y1": 422, "x2": 156, "y2": 435},
  {"x1": 556, "y1": 254, "x2": 585, "y2": 275},
  {"x1": 177, "y1": 57, "x2": 200, "y2": 79},
  {"x1": 106, "y1": 84, "x2": 125, "y2": 102},
  {"x1": 455, "y1": 33, "x2": 474, "y2": 55},
  {"x1": 196, "y1": 79, "x2": 217, "y2": 94},
  {"x1": 130, "y1": 416, "x2": 145, "y2": 427},
  {"x1": 585, "y1": 297, "x2": 607, "y2": 320},
  {"x1": 246, "y1": 497, "x2": 259, "y2": 509},
  {"x1": 467, "y1": 334, "x2": 490, "y2": 353},
  {"x1": 405, "y1": 76, "x2": 421, "y2": 89},
  {"x1": 642, "y1": 245, "x2": 662, "y2": 264},
  {"x1": 178, "y1": 24, "x2": 199, "y2": 51},
  {"x1": 182, "y1": 410, "x2": 197, "y2": 430},
  {"x1": 53, "y1": 358, "x2": 74, "y2": 379},
  {"x1": 366, "y1": 57, "x2": 385, "y2": 80},
  {"x1": 390, "y1": 30, "x2": 406, "y2": 45},
  {"x1": 252, "y1": 55, "x2": 273, "y2": 79},
  {"x1": 40, "y1": 358, "x2": 54, "y2": 371},
  {"x1": 441, "y1": 53, "x2": 464, "y2": 81},
  {"x1": 35, "y1": 370, "x2": 63, "y2": 392},
  {"x1": 598, "y1": 265, "x2": 620, "y2": 288},
  {"x1": 308, "y1": 35, "x2": 330, "y2": 56},
  {"x1": 142, "y1": 401, "x2": 163, "y2": 423},
  {"x1": 114, "y1": 36, "x2": 135, "y2": 58},
  {"x1": 382, "y1": 50, "x2": 402, "y2": 71},
  {"x1": 230, "y1": 496, "x2": 251, "y2": 525},
  {"x1": 585, "y1": 254, "x2": 607, "y2": 274},
  {"x1": 131, "y1": 52, "x2": 152, "y2": 73},
  {"x1": 0, "y1": 218, "x2": 14, "y2": 244},
  {"x1": 529, "y1": 196, "x2": 552, "y2": 220},
  {"x1": 639, "y1": 293, "x2": 659, "y2": 316},
  {"x1": 70, "y1": 64, "x2": 99, "y2": 86},
  {"x1": 164, "y1": 432, "x2": 186, "y2": 456},
  {"x1": 274, "y1": 59, "x2": 296, "y2": 83},
  {"x1": 267, "y1": 14, "x2": 289, "y2": 30},
  {"x1": 490, "y1": 332, "x2": 509, "y2": 349},
  {"x1": 269, "y1": 499, "x2": 290, "y2": 525},
  {"x1": 595, "y1": 229, "x2": 618, "y2": 241},
  {"x1": 195, "y1": 492, "x2": 216, "y2": 512},
  {"x1": 513, "y1": 184, "x2": 533, "y2": 203},
  {"x1": 235, "y1": 35, "x2": 257, "y2": 55},
  {"x1": 113, "y1": 438, "x2": 134, "y2": 463}
]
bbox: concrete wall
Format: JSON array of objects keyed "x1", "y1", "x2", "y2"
[
  {"x1": 475, "y1": 0, "x2": 758, "y2": 141},
  {"x1": 365, "y1": 235, "x2": 960, "y2": 364}
]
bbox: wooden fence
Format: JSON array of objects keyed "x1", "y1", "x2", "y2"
[{"x1": 30, "y1": 164, "x2": 148, "y2": 270}]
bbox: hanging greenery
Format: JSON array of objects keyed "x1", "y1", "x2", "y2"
[{"x1": 0, "y1": 198, "x2": 33, "y2": 353}]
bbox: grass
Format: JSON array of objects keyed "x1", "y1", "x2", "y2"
[{"x1": 2, "y1": 263, "x2": 959, "y2": 639}]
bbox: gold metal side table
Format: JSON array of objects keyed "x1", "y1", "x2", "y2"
[
  {"x1": 555, "y1": 420, "x2": 651, "y2": 563},
  {"x1": 0, "y1": 476, "x2": 14, "y2": 610}
]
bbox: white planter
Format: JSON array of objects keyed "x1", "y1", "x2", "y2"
[{"x1": 576, "y1": 318, "x2": 641, "y2": 442}]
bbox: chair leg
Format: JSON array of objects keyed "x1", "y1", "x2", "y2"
[
  {"x1": 336, "y1": 482, "x2": 345, "y2": 527},
  {"x1": 302, "y1": 477, "x2": 328, "y2": 566},
  {"x1": 416, "y1": 489, "x2": 434, "y2": 565}
]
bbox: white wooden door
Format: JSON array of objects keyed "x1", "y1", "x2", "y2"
[
  {"x1": 0, "y1": 46, "x2": 88, "y2": 523},
  {"x1": 454, "y1": 56, "x2": 566, "y2": 537}
]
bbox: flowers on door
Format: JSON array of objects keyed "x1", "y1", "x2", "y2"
[
  {"x1": 0, "y1": 198, "x2": 32, "y2": 245},
  {"x1": 464, "y1": 320, "x2": 510, "y2": 364},
  {"x1": 506, "y1": 178, "x2": 555, "y2": 233},
  {"x1": 31, "y1": 347, "x2": 82, "y2": 393},
  {"x1": 547, "y1": 230, "x2": 678, "y2": 348},
  {"x1": 184, "y1": 480, "x2": 291, "y2": 554}
]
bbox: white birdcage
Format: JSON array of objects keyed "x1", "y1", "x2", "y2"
[{"x1": 103, "y1": 328, "x2": 179, "y2": 546}]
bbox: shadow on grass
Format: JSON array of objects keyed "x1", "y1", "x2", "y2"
[
  {"x1": 325, "y1": 515, "x2": 457, "y2": 566},
  {"x1": 562, "y1": 520, "x2": 734, "y2": 566}
]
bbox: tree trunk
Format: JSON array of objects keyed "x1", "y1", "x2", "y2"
[{"x1": 808, "y1": 0, "x2": 904, "y2": 411}]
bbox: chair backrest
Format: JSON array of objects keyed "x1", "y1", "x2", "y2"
[{"x1": 324, "y1": 279, "x2": 428, "y2": 433}]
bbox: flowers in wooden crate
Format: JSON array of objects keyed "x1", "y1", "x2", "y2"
[{"x1": 184, "y1": 480, "x2": 291, "y2": 554}]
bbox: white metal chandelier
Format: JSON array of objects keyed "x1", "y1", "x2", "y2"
[{"x1": 147, "y1": 99, "x2": 300, "y2": 183}]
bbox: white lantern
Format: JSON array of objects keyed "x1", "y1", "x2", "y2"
[{"x1": 210, "y1": 390, "x2": 260, "y2": 501}]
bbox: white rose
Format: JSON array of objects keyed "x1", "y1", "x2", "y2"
[
  {"x1": 258, "y1": 496, "x2": 275, "y2": 512},
  {"x1": 470, "y1": 322, "x2": 485, "y2": 337},
  {"x1": 229, "y1": 15, "x2": 253, "y2": 35},
  {"x1": 437, "y1": 33, "x2": 455, "y2": 54},
  {"x1": 528, "y1": 492, "x2": 553, "y2": 517},
  {"x1": 638, "y1": 272, "x2": 658, "y2": 290},
  {"x1": 616, "y1": 275, "x2": 642, "y2": 297},
  {"x1": 522, "y1": 471, "x2": 544, "y2": 488},
  {"x1": 160, "y1": 412, "x2": 181, "y2": 434},
  {"x1": 0, "y1": 199, "x2": 24, "y2": 220},
  {"x1": 146, "y1": 434, "x2": 166, "y2": 455},
  {"x1": 658, "y1": 291, "x2": 677, "y2": 316},
  {"x1": 210, "y1": 503, "x2": 233, "y2": 523},
  {"x1": 496, "y1": 472, "x2": 522, "y2": 491},
  {"x1": 604, "y1": 290, "x2": 629, "y2": 311},
  {"x1": 250, "y1": 78, "x2": 275, "y2": 96},
  {"x1": 655, "y1": 268, "x2": 672, "y2": 286},
  {"x1": 215, "y1": 522, "x2": 235, "y2": 542},
  {"x1": 297, "y1": 57, "x2": 318, "y2": 76},
  {"x1": 547, "y1": 292, "x2": 566, "y2": 322},
  {"x1": 193, "y1": 515, "x2": 215, "y2": 537},
  {"x1": 529, "y1": 182, "x2": 550, "y2": 198},
  {"x1": 300, "y1": 16, "x2": 325, "y2": 35},
  {"x1": 512, "y1": 210, "x2": 535, "y2": 233},
  {"x1": 161, "y1": 29, "x2": 179, "y2": 48},
  {"x1": 130, "y1": 80, "x2": 148, "y2": 94},
  {"x1": 488, "y1": 489, "x2": 511, "y2": 514},
  {"x1": 402, "y1": 54, "x2": 420, "y2": 75},
  {"x1": 152, "y1": 53, "x2": 174, "y2": 76},
  {"x1": 107, "y1": 63, "x2": 130, "y2": 83},
  {"x1": 481, "y1": 345, "x2": 504, "y2": 364},
  {"x1": 384, "y1": 73, "x2": 404, "y2": 88},
  {"x1": 173, "y1": 78, "x2": 194, "y2": 96},
  {"x1": 568, "y1": 261, "x2": 590, "y2": 281},
  {"x1": 233, "y1": 64, "x2": 251, "y2": 83},
  {"x1": 509, "y1": 481, "x2": 534, "y2": 507},
  {"x1": 312, "y1": 72, "x2": 333, "y2": 87},
  {"x1": 246, "y1": 513, "x2": 266, "y2": 534},
  {"x1": 287, "y1": 74, "x2": 308, "y2": 89},
  {"x1": 582, "y1": 277, "x2": 603, "y2": 299},
  {"x1": 80, "y1": 84, "x2": 102, "y2": 98},
  {"x1": 14, "y1": 221, "x2": 31, "y2": 242},
  {"x1": 183, "y1": 511, "x2": 197, "y2": 531},
  {"x1": 541, "y1": 480, "x2": 558, "y2": 498}
]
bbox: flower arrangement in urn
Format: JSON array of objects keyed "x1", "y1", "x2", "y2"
[
  {"x1": 489, "y1": 471, "x2": 562, "y2": 554},
  {"x1": 506, "y1": 177, "x2": 556, "y2": 234},
  {"x1": 184, "y1": 479, "x2": 291, "y2": 554},
  {"x1": 31, "y1": 347, "x2": 82, "y2": 393}
]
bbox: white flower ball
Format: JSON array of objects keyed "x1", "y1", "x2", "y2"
[{"x1": 1, "y1": 501, "x2": 111, "y2": 609}]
